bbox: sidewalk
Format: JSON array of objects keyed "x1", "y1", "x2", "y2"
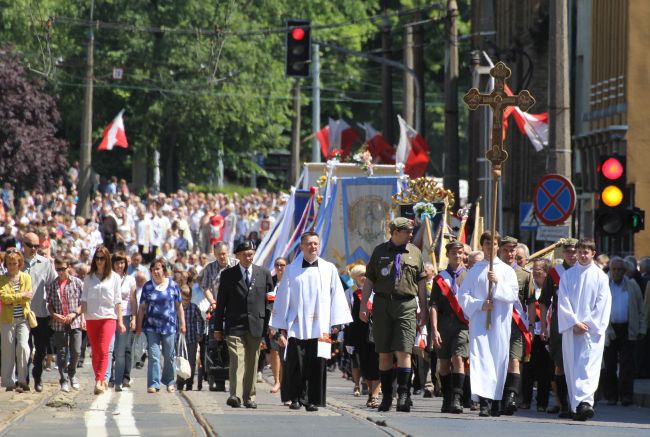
[{"x1": 634, "y1": 378, "x2": 650, "y2": 408}]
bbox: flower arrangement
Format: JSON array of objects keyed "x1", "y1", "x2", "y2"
[
  {"x1": 413, "y1": 201, "x2": 437, "y2": 222},
  {"x1": 352, "y1": 148, "x2": 374, "y2": 176},
  {"x1": 328, "y1": 149, "x2": 343, "y2": 161}
]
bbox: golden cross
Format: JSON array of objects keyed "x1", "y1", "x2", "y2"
[
  {"x1": 462, "y1": 61, "x2": 535, "y2": 330},
  {"x1": 463, "y1": 61, "x2": 536, "y2": 166}
]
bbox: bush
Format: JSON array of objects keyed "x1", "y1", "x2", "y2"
[{"x1": 185, "y1": 183, "x2": 254, "y2": 197}]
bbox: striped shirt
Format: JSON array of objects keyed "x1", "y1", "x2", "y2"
[{"x1": 11, "y1": 281, "x2": 22, "y2": 319}]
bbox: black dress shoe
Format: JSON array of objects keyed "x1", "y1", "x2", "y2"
[
  {"x1": 34, "y1": 381, "x2": 43, "y2": 393},
  {"x1": 305, "y1": 403, "x2": 319, "y2": 412},
  {"x1": 244, "y1": 400, "x2": 258, "y2": 409},
  {"x1": 574, "y1": 402, "x2": 594, "y2": 421},
  {"x1": 621, "y1": 398, "x2": 633, "y2": 407},
  {"x1": 423, "y1": 388, "x2": 433, "y2": 398},
  {"x1": 289, "y1": 401, "x2": 301, "y2": 410},
  {"x1": 547, "y1": 405, "x2": 560, "y2": 414},
  {"x1": 226, "y1": 396, "x2": 241, "y2": 408},
  {"x1": 558, "y1": 406, "x2": 572, "y2": 418}
]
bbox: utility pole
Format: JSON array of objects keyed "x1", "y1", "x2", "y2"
[
  {"x1": 311, "y1": 43, "x2": 321, "y2": 162},
  {"x1": 413, "y1": 3, "x2": 425, "y2": 138},
  {"x1": 403, "y1": 25, "x2": 415, "y2": 127},
  {"x1": 77, "y1": 0, "x2": 94, "y2": 218},
  {"x1": 444, "y1": 0, "x2": 460, "y2": 198},
  {"x1": 291, "y1": 80, "x2": 301, "y2": 185},
  {"x1": 549, "y1": 0, "x2": 572, "y2": 178},
  {"x1": 381, "y1": 14, "x2": 395, "y2": 144}
]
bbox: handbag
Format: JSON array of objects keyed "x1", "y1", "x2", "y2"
[
  {"x1": 175, "y1": 334, "x2": 192, "y2": 380},
  {"x1": 26, "y1": 310, "x2": 38, "y2": 329}
]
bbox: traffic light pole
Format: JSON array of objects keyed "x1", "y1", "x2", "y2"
[
  {"x1": 311, "y1": 43, "x2": 321, "y2": 163},
  {"x1": 318, "y1": 42, "x2": 422, "y2": 134},
  {"x1": 291, "y1": 79, "x2": 301, "y2": 186}
]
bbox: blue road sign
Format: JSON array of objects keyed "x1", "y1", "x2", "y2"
[{"x1": 519, "y1": 202, "x2": 538, "y2": 231}]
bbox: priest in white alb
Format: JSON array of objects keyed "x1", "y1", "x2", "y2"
[
  {"x1": 557, "y1": 238, "x2": 611, "y2": 421},
  {"x1": 458, "y1": 231, "x2": 519, "y2": 417},
  {"x1": 270, "y1": 231, "x2": 352, "y2": 412}
]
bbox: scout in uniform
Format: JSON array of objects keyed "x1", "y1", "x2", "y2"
[
  {"x1": 359, "y1": 217, "x2": 428, "y2": 413},
  {"x1": 429, "y1": 241, "x2": 468, "y2": 414}
]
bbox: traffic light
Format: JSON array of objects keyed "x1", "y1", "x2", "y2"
[
  {"x1": 595, "y1": 155, "x2": 626, "y2": 235},
  {"x1": 285, "y1": 19, "x2": 311, "y2": 77}
]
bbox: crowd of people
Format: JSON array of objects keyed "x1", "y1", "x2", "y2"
[{"x1": 0, "y1": 178, "x2": 649, "y2": 424}]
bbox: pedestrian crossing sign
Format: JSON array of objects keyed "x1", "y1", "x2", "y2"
[{"x1": 520, "y1": 202, "x2": 539, "y2": 231}]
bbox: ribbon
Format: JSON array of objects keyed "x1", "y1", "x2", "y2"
[{"x1": 434, "y1": 275, "x2": 468, "y2": 326}]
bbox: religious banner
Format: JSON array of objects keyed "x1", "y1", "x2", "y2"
[{"x1": 320, "y1": 176, "x2": 399, "y2": 269}]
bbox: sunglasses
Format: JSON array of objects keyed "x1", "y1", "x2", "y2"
[
  {"x1": 23, "y1": 242, "x2": 39, "y2": 249},
  {"x1": 95, "y1": 257, "x2": 106, "y2": 262}
]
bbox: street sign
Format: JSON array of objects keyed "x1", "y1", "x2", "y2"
[
  {"x1": 519, "y1": 202, "x2": 539, "y2": 231},
  {"x1": 536, "y1": 225, "x2": 570, "y2": 241},
  {"x1": 533, "y1": 174, "x2": 576, "y2": 225}
]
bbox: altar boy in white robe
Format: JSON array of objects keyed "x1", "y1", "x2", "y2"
[
  {"x1": 557, "y1": 238, "x2": 611, "y2": 421},
  {"x1": 270, "y1": 231, "x2": 352, "y2": 412},
  {"x1": 459, "y1": 231, "x2": 519, "y2": 417}
]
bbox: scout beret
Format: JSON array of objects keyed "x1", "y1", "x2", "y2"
[
  {"x1": 389, "y1": 217, "x2": 414, "y2": 232},
  {"x1": 234, "y1": 240, "x2": 256, "y2": 253}
]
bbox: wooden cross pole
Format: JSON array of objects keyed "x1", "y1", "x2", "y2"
[{"x1": 463, "y1": 61, "x2": 536, "y2": 329}]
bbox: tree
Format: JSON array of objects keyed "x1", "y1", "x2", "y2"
[{"x1": 0, "y1": 46, "x2": 68, "y2": 191}]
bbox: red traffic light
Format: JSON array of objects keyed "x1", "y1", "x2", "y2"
[
  {"x1": 291, "y1": 27, "x2": 305, "y2": 41},
  {"x1": 601, "y1": 157, "x2": 623, "y2": 180}
]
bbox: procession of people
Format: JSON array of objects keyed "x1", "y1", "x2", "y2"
[{"x1": 0, "y1": 176, "x2": 648, "y2": 425}]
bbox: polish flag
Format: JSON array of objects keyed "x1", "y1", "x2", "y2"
[
  {"x1": 316, "y1": 118, "x2": 359, "y2": 159},
  {"x1": 97, "y1": 110, "x2": 128, "y2": 151},
  {"x1": 396, "y1": 115, "x2": 430, "y2": 178},
  {"x1": 483, "y1": 52, "x2": 548, "y2": 151},
  {"x1": 357, "y1": 122, "x2": 395, "y2": 164}
]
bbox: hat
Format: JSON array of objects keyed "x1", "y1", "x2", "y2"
[
  {"x1": 234, "y1": 240, "x2": 256, "y2": 254},
  {"x1": 389, "y1": 217, "x2": 414, "y2": 232},
  {"x1": 499, "y1": 235, "x2": 518, "y2": 246},
  {"x1": 561, "y1": 238, "x2": 579, "y2": 248},
  {"x1": 445, "y1": 241, "x2": 464, "y2": 251}
]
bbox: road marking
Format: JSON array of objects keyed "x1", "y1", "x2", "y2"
[
  {"x1": 115, "y1": 391, "x2": 141, "y2": 436},
  {"x1": 85, "y1": 391, "x2": 114, "y2": 437}
]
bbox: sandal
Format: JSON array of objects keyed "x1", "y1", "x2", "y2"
[
  {"x1": 354, "y1": 386, "x2": 361, "y2": 397},
  {"x1": 367, "y1": 396, "x2": 380, "y2": 408}
]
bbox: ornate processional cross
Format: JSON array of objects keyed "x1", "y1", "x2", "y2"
[{"x1": 462, "y1": 61, "x2": 536, "y2": 329}]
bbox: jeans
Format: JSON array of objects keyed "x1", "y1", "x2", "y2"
[
  {"x1": 1, "y1": 319, "x2": 30, "y2": 387},
  {"x1": 30, "y1": 316, "x2": 53, "y2": 383},
  {"x1": 53, "y1": 327, "x2": 82, "y2": 383},
  {"x1": 145, "y1": 331, "x2": 176, "y2": 389},
  {"x1": 113, "y1": 315, "x2": 133, "y2": 386},
  {"x1": 104, "y1": 331, "x2": 116, "y2": 382}
]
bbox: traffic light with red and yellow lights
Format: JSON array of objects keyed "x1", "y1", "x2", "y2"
[
  {"x1": 285, "y1": 19, "x2": 311, "y2": 77},
  {"x1": 595, "y1": 155, "x2": 644, "y2": 235}
]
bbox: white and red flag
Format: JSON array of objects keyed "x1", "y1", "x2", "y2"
[
  {"x1": 316, "y1": 118, "x2": 359, "y2": 159},
  {"x1": 483, "y1": 52, "x2": 548, "y2": 151},
  {"x1": 357, "y1": 122, "x2": 395, "y2": 164},
  {"x1": 97, "y1": 110, "x2": 128, "y2": 151},
  {"x1": 396, "y1": 115, "x2": 430, "y2": 178}
]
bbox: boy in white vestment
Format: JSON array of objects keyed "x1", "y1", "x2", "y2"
[
  {"x1": 557, "y1": 239, "x2": 611, "y2": 421},
  {"x1": 459, "y1": 231, "x2": 519, "y2": 417}
]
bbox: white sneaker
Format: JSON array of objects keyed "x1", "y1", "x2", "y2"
[
  {"x1": 71, "y1": 377, "x2": 80, "y2": 391},
  {"x1": 257, "y1": 371, "x2": 263, "y2": 383},
  {"x1": 61, "y1": 381, "x2": 70, "y2": 393},
  {"x1": 167, "y1": 385, "x2": 176, "y2": 393}
]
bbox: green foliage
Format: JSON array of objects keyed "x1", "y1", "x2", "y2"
[{"x1": 185, "y1": 182, "x2": 253, "y2": 197}]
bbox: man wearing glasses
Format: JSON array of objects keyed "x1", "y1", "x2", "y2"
[
  {"x1": 22, "y1": 232, "x2": 57, "y2": 392},
  {"x1": 359, "y1": 217, "x2": 428, "y2": 413}
]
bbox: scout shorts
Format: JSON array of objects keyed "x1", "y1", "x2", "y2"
[
  {"x1": 509, "y1": 322, "x2": 525, "y2": 361},
  {"x1": 438, "y1": 325, "x2": 469, "y2": 360},
  {"x1": 372, "y1": 295, "x2": 417, "y2": 354}
]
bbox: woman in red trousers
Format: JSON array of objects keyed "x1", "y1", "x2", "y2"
[{"x1": 80, "y1": 246, "x2": 126, "y2": 394}]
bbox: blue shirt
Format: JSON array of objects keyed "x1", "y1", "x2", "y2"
[
  {"x1": 610, "y1": 280, "x2": 629, "y2": 324},
  {"x1": 141, "y1": 279, "x2": 181, "y2": 335}
]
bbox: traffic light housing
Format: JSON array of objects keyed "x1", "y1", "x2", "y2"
[
  {"x1": 595, "y1": 155, "x2": 626, "y2": 235},
  {"x1": 285, "y1": 19, "x2": 311, "y2": 77}
]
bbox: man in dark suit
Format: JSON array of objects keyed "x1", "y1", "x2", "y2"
[{"x1": 214, "y1": 240, "x2": 273, "y2": 409}]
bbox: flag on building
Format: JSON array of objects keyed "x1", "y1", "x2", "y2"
[
  {"x1": 316, "y1": 118, "x2": 359, "y2": 159},
  {"x1": 396, "y1": 115, "x2": 430, "y2": 178},
  {"x1": 97, "y1": 110, "x2": 128, "y2": 151},
  {"x1": 357, "y1": 122, "x2": 395, "y2": 164}
]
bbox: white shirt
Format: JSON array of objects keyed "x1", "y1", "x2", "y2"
[
  {"x1": 81, "y1": 271, "x2": 122, "y2": 320},
  {"x1": 118, "y1": 274, "x2": 137, "y2": 316},
  {"x1": 609, "y1": 280, "x2": 629, "y2": 323}
]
